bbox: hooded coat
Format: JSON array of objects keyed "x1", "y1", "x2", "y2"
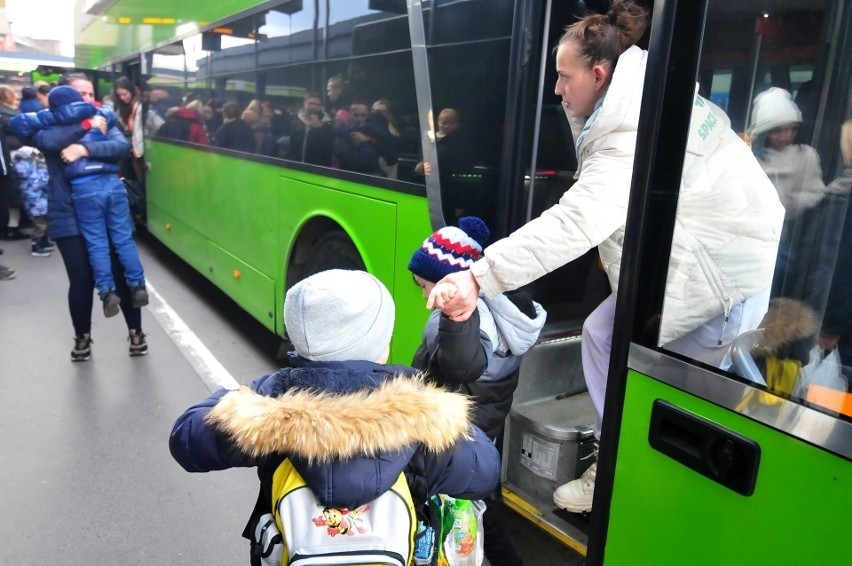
[
  {"x1": 413, "y1": 291, "x2": 546, "y2": 440},
  {"x1": 169, "y1": 356, "x2": 500, "y2": 513},
  {"x1": 470, "y1": 46, "x2": 784, "y2": 345}
]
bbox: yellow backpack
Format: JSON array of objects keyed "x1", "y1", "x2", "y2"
[{"x1": 266, "y1": 459, "x2": 417, "y2": 566}]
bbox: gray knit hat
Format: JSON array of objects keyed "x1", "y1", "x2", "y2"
[{"x1": 285, "y1": 269, "x2": 395, "y2": 362}]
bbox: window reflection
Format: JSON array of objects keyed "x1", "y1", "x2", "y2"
[
  {"x1": 664, "y1": 0, "x2": 851, "y2": 420},
  {"x1": 149, "y1": 0, "x2": 421, "y2": 180}
]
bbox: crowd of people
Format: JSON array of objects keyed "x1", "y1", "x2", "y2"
[{"x1": 147, "y1": 87, "x2": 418, "y2": 180}]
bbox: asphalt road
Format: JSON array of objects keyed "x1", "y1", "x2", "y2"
[{"x1": 0, "y1": 229, "x2": 583, "y2": 565}]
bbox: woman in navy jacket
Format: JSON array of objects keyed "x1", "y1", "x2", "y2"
[{"x1": 11, "y1": 76, "x2": 145, "y2": 360}]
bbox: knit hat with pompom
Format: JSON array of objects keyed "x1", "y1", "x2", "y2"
[{"x1": 408, "y1": 216, "x2": 490, "y2": 283}]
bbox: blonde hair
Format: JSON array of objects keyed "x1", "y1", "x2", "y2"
[{"x1": 0, "y1": 86, "x2": 17, "y2": 107}]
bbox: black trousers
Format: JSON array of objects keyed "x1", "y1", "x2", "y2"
[{"x1": 56, "y1": 234, "x2": 142, "y2": 337}]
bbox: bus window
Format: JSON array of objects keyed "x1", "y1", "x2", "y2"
[
  {"x1": 419, "y1": 0, "x2": 514, "y2": 229},
  {"x1": 659, "y1": 0, "x2": 851, "y2": 421},
  {"x1": 709, "y1": 69, "x2": 732, "y2": 113}
]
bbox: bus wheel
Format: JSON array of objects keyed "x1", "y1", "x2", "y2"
[
  {"x1": 278, "y1": 231, "x2": 365, "y2": 360},
  {"x1": 303, "y1": 231, "x2": 365, "y2": 276}
]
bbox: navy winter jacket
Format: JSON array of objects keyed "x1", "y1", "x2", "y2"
[
  {"x1": 169, "y1": 356, "x2": 500, "y2": 510},
  {"x1": 11, "y1": 103, "x2": 124, "y2": 179},
  {"x1": 10, "y1": 107, "x2": 130, "y2": 239}
]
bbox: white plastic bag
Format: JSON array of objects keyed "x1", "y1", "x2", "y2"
[
  {"x1": 441, "y1": 498, "x2": 486, "y2": 566},
  {"x1": 796, "y1": 347, "x2": 847, "y2": 397}
]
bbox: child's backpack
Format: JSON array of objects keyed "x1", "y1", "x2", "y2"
[{"x1": 265, "y1": 458, "x2": 418, "y2": 566}]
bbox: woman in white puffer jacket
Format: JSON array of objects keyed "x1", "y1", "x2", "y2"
[{"x1": 427, "y1": 0, "x2": 784, "y2": 513}]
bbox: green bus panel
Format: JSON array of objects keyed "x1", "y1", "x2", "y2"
[
  {"x1": 76, "y1": 0, "x2": 254, "y2": 69},
  {"x1": 605, "y1": 369, "x2": 849, "y2": 565},
  {"x1": 147, "y1": 203, "x2": 211, "y2": 280},
  {"x1": 147, "y1": 143, "x2": 281, "y2": 280},
  {"x1": 145, "y1": 141, "x2": 432, "y2": 363},
  {"x1": 208, "y1": 241, "x2": 276, "y2": 331}
]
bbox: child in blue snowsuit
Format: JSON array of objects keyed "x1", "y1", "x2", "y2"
[
  {"x1": 11, "y1": 146, "x2": 51, "y2": 256},
  {"x1": 16, "y1": 86, "x2": 148, "y2": 316}
]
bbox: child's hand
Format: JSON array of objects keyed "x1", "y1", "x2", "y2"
[
  {"x1": 428, "y1": 282, "x2": 458, "y2": 309},
  {"x1": 427, "y1": 271, "x2": 479, "y2": 322}
]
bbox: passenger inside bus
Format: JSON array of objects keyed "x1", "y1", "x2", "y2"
[
  {"x1": 203, "y1": 98, "x2": 223, "y2": 140},
  {"x1": 326, "y1": 74, "x2": 354, "y2": 120},
  {"x1": 158, "y1": 99, "x2": 208, "y2": 145},
  {"x1": 427, "y1": 0, "x2": 784, "y2": 514},
  {"x1": 748, "y1": 87, "x2": 839, "y2": 317},
  {"x1": 371, "y1": 99, "x2": 405, "y2": 179},
  {"x1": 287, "y1": 91, "x2": 334, "y2": 166},
  {"x1": 213, "y1": 101, "x2": 255, "y2": 153},
  {"x1": 415, "y1": 108, "x2": 477, "y2": 224},
  {"x1": 333, "y1": 102, "x2": 399, "y2": 177}
]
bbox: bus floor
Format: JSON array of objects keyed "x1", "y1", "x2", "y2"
[{"x1": 0, "y1": 230, "x2": 584, "y2": 565}]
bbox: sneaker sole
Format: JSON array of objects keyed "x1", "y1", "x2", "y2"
[
  {"x1": 71, "y1": 353, "x2": 91, "y2": 362},
  {"x1": 129, "y1": 349, "x2": 148, "y2": 357}
]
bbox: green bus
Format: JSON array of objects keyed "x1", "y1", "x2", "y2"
[{"x1": 76, "y1": 0, "x2": 850, "y2": 562}]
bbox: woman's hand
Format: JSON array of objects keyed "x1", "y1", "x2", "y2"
[
  {"x1": 427, "y1": 270, "x2": 479, "y2": 321},
  {"x1": 61, "y1": 144, "x2": 89, "y2": 163},
  {"x1": 414, "y1": 161, "x2": 431, "y2": 176}
]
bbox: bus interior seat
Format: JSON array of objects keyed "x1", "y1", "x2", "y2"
[{"x1": 729, "y1": 329, "x2": 768, "y2": 386}]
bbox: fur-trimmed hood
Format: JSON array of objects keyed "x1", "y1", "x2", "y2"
[
  {"x1": 206, "y1": 369, "x2": 472, "y2": 463},
  {"x1": 756, "y1": 297, "x2": 818, "y2": 357}
]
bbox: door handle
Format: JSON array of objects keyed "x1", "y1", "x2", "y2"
[{"x1": 649, "y1": 400, "x2": 760, "y2": 496}]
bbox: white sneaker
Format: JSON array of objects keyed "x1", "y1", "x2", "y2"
[{"x1": 553, "y1": 460, "x2": 596, "y2": 513}]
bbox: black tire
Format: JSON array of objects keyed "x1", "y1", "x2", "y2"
[
  {"x1": 302, "y1": 231, "x2": 365, "y2": 277},
  {"x1": 280, "y1": 231, "x2": 365, "y2": 356}
]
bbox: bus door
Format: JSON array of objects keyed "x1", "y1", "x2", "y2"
[
  {"x1": 490, "y1": 0, "x2": 623, "y2": 556},
  {"x1": 592, "y1": 0, "x2": 851, "y2": 563}
]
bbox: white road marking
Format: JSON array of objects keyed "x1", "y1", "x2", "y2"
[{"x1": 146, "y1": 281, "x2": 240, "y2": 392}]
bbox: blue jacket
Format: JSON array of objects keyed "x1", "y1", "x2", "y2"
[
  {"x1": 169, "y1": 356, "x2": 500, "y2": 510},
  {"x1": 11, "y1": 103, "x2": 124, "y2": 179},
  {"x1": 10, "y1": 106, "x2": 130, "y2": 239},
  {"x1": 19, "y1": 98, "x2": 43, "y2": 114}
]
